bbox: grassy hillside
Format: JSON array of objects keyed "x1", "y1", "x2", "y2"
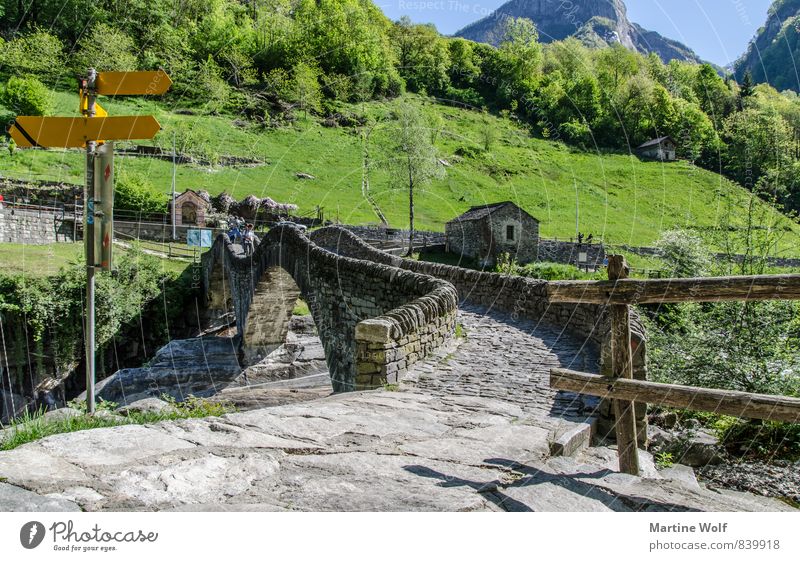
[{"x1": 3, "y1": 90, "x2": 800, "y2": 255}]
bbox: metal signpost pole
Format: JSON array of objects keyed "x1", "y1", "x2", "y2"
[
  {"x1": 84, "y1": 68, "x2": 97, "y2": 414},
  {"x1": 172, "y1": 130, "x2": 177, "y2": 241}
]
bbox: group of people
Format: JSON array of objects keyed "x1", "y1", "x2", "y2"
[{"x1": 227, "y1": 217, "x2": 257, "y2": 256}]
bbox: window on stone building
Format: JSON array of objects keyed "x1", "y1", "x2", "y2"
[{"x1": 506, "y1": 224, "x2": 515, "y2": 241}]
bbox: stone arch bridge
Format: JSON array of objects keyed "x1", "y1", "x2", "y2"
[{"x1": 203, "y1": 225, "x2": 647, "y2": 430}]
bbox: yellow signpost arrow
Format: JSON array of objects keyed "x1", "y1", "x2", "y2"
[
  {"x1": 9, "y1": 115, "x2": 161, "y2": 148},
  {"x1": 95, "y1": 70, "x2": 172, "y2": 95}
]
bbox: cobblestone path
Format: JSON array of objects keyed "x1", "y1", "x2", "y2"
[{"x1": 403, "y1": 304, "x2": 601, "y2": 423}]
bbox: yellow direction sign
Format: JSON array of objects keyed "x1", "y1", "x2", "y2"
[
  {"x1": 80, "y1": 91, "x2": 108, "y2": 117},
  {"x1": 95, "y1": 70, "x2": 172, "y2": 96},
  {"x1": 9, "y1": 115, "x2": 161, "y2": 148}
]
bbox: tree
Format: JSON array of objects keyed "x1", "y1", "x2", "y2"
[
  {"x1": 1, "y1": 76, "x2": 52, "y2": 116},
  {"x1": 738, "y1": 70, "x2": 755, "y2": 109},
  {"x1": 195, "y1": 56, "x2": 231, "y2": 114},
  {"x1": 382, "y1": 103, "x2": 445, "y2": 254},
  {"x1": 391, "y1": 17, "x2": 450, "y2": 95},
  {"x1": 597, "y1": 43, "x2": 639, "y2": 90},
  {"x1": 74, "y1": 23, "x2": 138, "y2": 72},
  {"x1": 289, "y1": 62, "x2": 322, "y2": 119},
  {"x1": 0, "y1": 30, "x2": 65, "y2": 81}
]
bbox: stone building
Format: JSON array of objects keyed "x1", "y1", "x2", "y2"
[
  {"x1": 636, "y1": 136, "x2": 677, "y2": 161},
  {"x1": 445, "y1": 201, "x2": 540, "y2": 267},
  {"x1": 170, "y1": 189, "x2": 208, "y2": 227}
]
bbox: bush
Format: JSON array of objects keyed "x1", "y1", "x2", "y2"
[
  {"x1": 0, "y1": 30, "x2": 65, "y2": 81},
  {"x1": 654, "y1": 229, "x2": 710, "y2": 277},
  {"x1": 113, "y1": 168, "x2": 167, "y2": 214},
  {"x1": 1, "y1": 75, "x2": 52, "y2": 116},
  {"x1": 518, "y1": 262, "x2": 603, "y2": 280},
  {"x1": 73, "y1": 23, "x2": 138, "y2": 72}
]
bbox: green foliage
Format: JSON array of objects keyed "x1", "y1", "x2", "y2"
[
  {"x1": 654, "y1": 451, "x2": 675, "y2": 469},
  {"x1": 495, "y1": 252, "x2": 520, "y2": 275},
  {"x1": 113, "y1": 168, "x2": 168, "y2": 214},
  {"x1": 517, "y1": 262, "x2": 604, "y2": 281},
  {"x1": 1, "y1": 75, "x2": 52, "y2": 116},
  {"x1": 0, "y1": 396, "x2": 233, "y2": 450},
  {"x1": 654, "y1": 229, "x2": 710, "y2": 277},
  {"x1": 74, "y1": 23, "x2": 138, "y2": 72},
  {"x1": 0, "y1": 30, "x2": 65, "y2": 80}
]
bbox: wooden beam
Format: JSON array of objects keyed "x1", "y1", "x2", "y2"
[
  {"x1": 607, "y1": 256, "x2": 640, "y2": 476},
  {"x1": 550, "y1": 369, "x2": 800, "y2": 424},
  {"x1": 546, "y1": 274, "x2": 800, "y2": 305}
]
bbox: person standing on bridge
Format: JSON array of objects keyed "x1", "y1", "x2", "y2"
[{"x1": 243, "y1": 223, "x2": 256, "y2": 256}]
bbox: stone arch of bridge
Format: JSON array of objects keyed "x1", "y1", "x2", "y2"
[{"x1": 203, "y1": 226, "x2": 458, "y2": 393}]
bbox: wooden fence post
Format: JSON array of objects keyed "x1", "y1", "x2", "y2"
[{"x1": 607, "y1": 255, "x2": 640, "y2": 475}]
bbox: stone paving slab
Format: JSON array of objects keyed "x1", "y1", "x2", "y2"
[{"x1": 0, "y1": 307, "x2": 793, "y2": 512}]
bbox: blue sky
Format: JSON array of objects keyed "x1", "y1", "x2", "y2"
[{"x1": 377, "y1": 0, "x2": 774, "y2": 66}]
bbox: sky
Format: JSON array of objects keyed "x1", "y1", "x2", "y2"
[{"x1": 377, "y1": 0, "x2": 775, "y2": 66}]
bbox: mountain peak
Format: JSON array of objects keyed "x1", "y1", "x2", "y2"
[{"x1": 455, "y1": 0, "x2": 701, "y2": 63}]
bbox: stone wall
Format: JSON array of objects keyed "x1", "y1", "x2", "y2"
[
  {"x1": 311, "y1": 226, "x2": 647, "y2": 443},
  {"x1": 341, "y1": 225, "x2": 446, "y2": 247},
  {"x1": 0, "y1": 207, "x2": 76, "y2": 244},
  {"x1": 202, "y1": 226, "x2": 458, "y2": 392},
  {"x1": 537, "y1": 239, "x2": 606, "y2": 269},
  {"x1": 115, "y1": 221, "x2": 225, "y2": 243}
]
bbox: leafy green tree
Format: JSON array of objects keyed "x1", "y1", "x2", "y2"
[
  {"x1": 381, "y1": 103, "x2": 445, "y2": 254},
  {"x1": 1, "y1": 76, "x2": 52, "y2": 116},
  {"x1": 0, "y1": 30, "x2": 65, "y2": 81},
  {"x1": 289, "y1": 62, "x2": 322, "y2": 118},
  {"x1": 391, "y1": 17, "x2": 451, "y2": 95},
  {"x1": 597, "y1": 43, "x2": 639, "y2": 90},
  {"x1": 722, "y1": 108, "x2": 793, "y2": 189},
  {"x1": 694, "y1": 63, "x2": 735, "y2": 128},
  {"x1": 195, "y1": 56, "x2": 231, "y2": 114},
  {"x1": 74, "y1": 23, "x2": 138, "y2": 72}
]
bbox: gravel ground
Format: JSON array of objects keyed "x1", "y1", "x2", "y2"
[{"x1": 698, "y1": 460, "x2": 800, "y2": 506}]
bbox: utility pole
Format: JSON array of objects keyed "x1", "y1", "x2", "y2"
[
  {"x1": 83, "y1": 68, "x2": 97, "y2": 415},
  {"x1": 172, "y1": 130, "x2": 177, "y2": 240},
  {"x1": 574, "y1": 179, "x2": 580, "y2": 242}
]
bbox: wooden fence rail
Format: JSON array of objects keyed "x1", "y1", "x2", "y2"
[
  {"x1": 550, "y1": 369, "x2": 800, "y2": 424},
  {"x1": 549, "y1": 255, "x2": 800, "y2": 476}
]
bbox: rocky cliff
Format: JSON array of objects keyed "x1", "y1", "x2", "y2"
[
  {"x1": 455, "y1": 0, "x2": 701, "y2": 63},
  {"x1": 735, "y1": 0, "x2": 800, "y2": 91}
]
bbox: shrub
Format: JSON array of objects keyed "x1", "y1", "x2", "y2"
[
  {"x1": 1, "y1": 75, "x2": 52, "y2": 116},
  {"x1": 113, "y1": 168, "x2": 167, "y2": 214},
  {"x1": 654, "y1": 229, "x2": 710, "y2": 277},
  {"x1": 73, "y1": 23, "x2": 138, "y2": 72},
  {"x1": 0, "y1": 30, "x2": 65, "y2": 80}
]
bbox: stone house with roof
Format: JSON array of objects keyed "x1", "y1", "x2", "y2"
[
  {"x1": 636, "y1": 136, "x2": 677, "y2": 161},
  {"x1": 170, "y1": 189, "x2": 208, "y2": 226},
  {"x1": 445, "y1": 201, "x2": 540, "y2": 267}
]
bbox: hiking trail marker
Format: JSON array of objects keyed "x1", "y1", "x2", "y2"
[{"x1": 9, "y1": 68, "x2": 171, "y2": 414}]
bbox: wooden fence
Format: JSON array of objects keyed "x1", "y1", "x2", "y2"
[{"x1": 548, "y1": 255, "x2": 800, "y2": 475}]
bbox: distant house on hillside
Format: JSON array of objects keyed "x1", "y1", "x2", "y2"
[
  {"x1": 445, "y1": 201, "x2": 539, "y2": 267},
  {"x1": 170, "y1": 189, "x2": 208, "y2": 227},
  {"x1": 636, "y1": 136, "x2": 677, "y2": 161}
]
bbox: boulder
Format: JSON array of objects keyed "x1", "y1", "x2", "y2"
[
  {"x1": 117, "y1": 398, "x2": 177, "y2": 417},
  {"x1": 648, "y1": 425, "x2": 725, "y2": 468}
]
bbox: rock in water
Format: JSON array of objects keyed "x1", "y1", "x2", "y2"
[{"x1": 89, "y1": 337, "x2": 242, "y2": 406}]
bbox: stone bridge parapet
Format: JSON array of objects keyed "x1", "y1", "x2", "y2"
[
  {"x1": 202, "y1": 225, "x2": 458, "y2": 392},
  {"x1": 310, "y1": 227, "x2": 648, "y2": 442}
]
